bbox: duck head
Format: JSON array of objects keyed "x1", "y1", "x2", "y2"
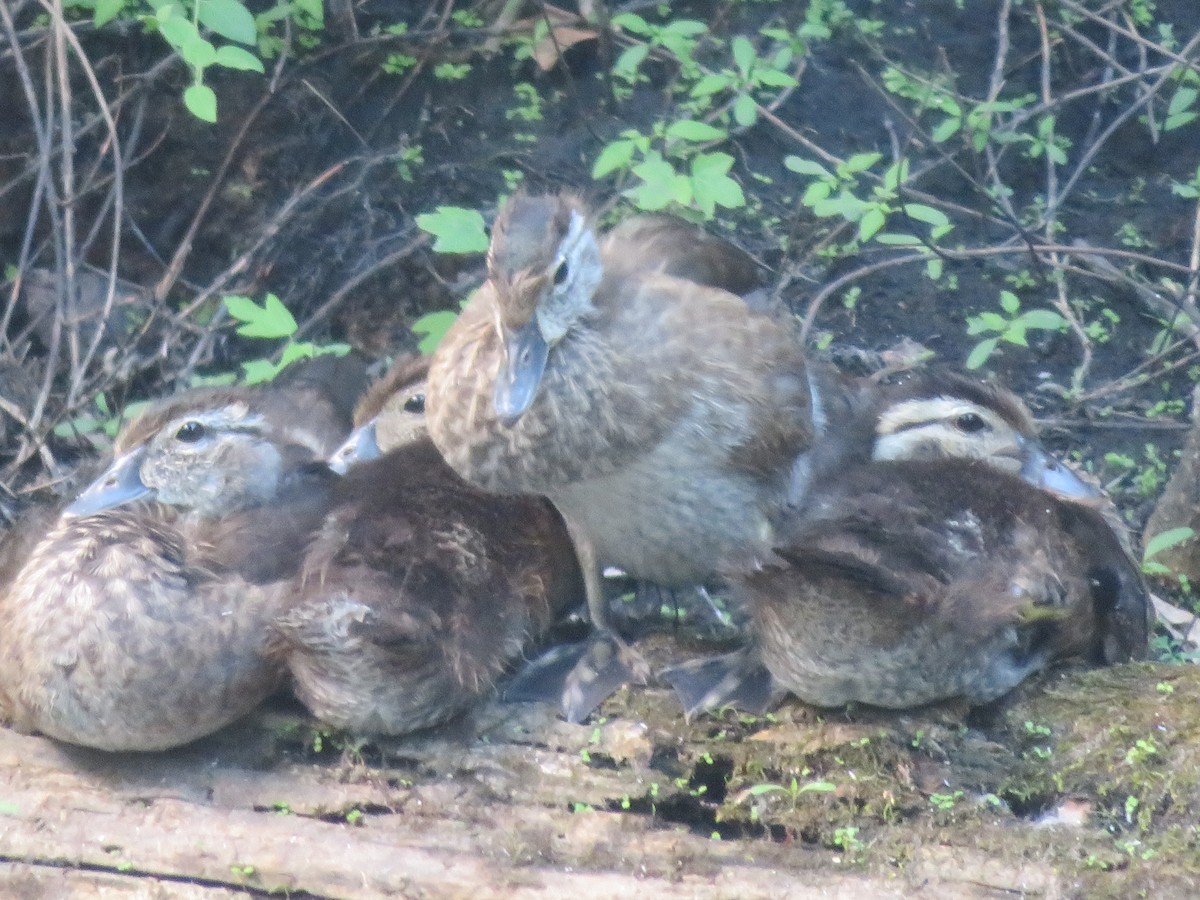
[
  {"x1": 487, "y1": 194, "x2": 603, "y2": 425},
  {"x1": 66, "y1": 395, "x2": 298, "y2": 518},
  {"x1": 329, "y1": 354, "x2": 429, "y2": 472},
  {"x1": 871, "y1": 373, "x2": 1100, "y2": 500}
]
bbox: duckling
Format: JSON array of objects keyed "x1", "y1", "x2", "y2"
[
  {"x1": 271, "y1": 354, "x2": 584, "y2": 735},
  {"x1": 426, "y1": 193, "x2": 812, "y2": 721},
  {"x1": 665, "y1": 375, "x2": 1145, "y2": 716},
  {"x1": 0, "y1": 368, "x2": 359, "y2": 751},
  {"x1": 748, "y1": 457, "x2": 1147, "y2": 708}
]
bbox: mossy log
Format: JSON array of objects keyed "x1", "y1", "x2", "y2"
[{"x1": 0, "y1": 659, "x2": 1197, "y2": 897}]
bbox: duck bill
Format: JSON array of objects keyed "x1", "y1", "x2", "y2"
[
  {"x1": 64, "y1": 448, "x2": 153, "y2": 517},
  {"x1": 1019, "y1": 442, "x2": 1102, "y2": 500},
  {"x1": 494, "y1": 320, "x2": 549, "y2": 426},
  {"x1": 328, "y1": 420, "x2": 381, "y2": 474}
]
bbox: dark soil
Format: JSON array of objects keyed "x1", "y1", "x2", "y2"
[{"x1": 2, "y1": 0, "x2": 1200, "y2": 895}]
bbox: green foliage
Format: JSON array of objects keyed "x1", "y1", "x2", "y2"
[
  {"x1": 223, "y1": 294, "x2": 350, "y2": 384},
  {"x1": 610, "y1": 14, "x2": 707, "y2": 85},
  {"x1": 411, "y1": 310, "x2": 459, "y2": 355},
  {"x1": 53, "y1": 394, "x2": 151, "y2": 448},
  {"x1": 690, "y1": 33, "x2": 798, "y2": 128},
  {"x1": 415, "y1": 207, "x2": 489, "y2": 253},
  {"x1": 786, "y1": 154, "x2": 952, "y2": 252},
  {"x1": 928, "y1": 790, "x2": 964, "y2": 810},
  {"x1": 1142, "y1": 527, "x2": 1196, "y2": 576},
  {"x1": 593, "y1": 119, "x2": 745, "y2": 218},
  {"x1": 82, "y1": 0, "x2": 272, "y2": 122},
  {"x1": 964, "y1": 290, "x2": 1068, "y2": 369}
]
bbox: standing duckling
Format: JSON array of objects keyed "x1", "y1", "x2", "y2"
[
  {"x1": 667, "y1": 373, "x2": 1147, "y2": 715},
  {"x1": 426, "y1": 193, "x2": 812, "y2": 721},
  {"x1": 0, "y1": 362, "x2": 362, "y2": 751},
  {"x1": 271, "y1": 355, "x2": 584, "y2": 735}
]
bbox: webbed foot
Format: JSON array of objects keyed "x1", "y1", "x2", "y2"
[{"x1": 660, "y1": 647, "x2": 781, "y2": 719}]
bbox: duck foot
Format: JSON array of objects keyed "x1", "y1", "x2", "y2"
[
  {"x1": 660, "y1": 647, "x2": 782, "y2": 719},
  {"x1": 503, "y1": 630, "x2": 650, "y2": 724}
]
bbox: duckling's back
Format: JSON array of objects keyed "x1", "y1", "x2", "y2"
[{"x1": 275, "y1": 438, "x2": 583, "y2": 734}]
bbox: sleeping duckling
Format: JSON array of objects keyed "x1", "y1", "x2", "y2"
[
  {"x1": 427, "y1": 192, "x2": 811, "y2": 721},
  {"x1": 666, "y1": 373, "x2": 1144, "y2": 715},
  {"x1": 0, "y1": 364, "x2": 361, "y2": 751},
  {"x1": 271, "y1": 354, "x2": 584, "y2": 735}
]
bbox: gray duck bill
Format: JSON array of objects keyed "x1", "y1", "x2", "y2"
[
  {"x1": 494, "y1": 319, "x2": 550, "y2": 426},
  {"x1": 64, "y1": 448, "x2": 152, "y2": 517}
]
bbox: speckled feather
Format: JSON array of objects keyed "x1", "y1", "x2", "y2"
[
  {"x1": 0, "y1": 366, "x2": 361, "y2": 751},
  {"x1": 743, "y1": 457, "x2": 1150, "y2": 708},
  {"x1": 271, "y1": 439, "x2": 583, "y2": 734},
  {"x1": 428, "y1": 197, "x2": 811, "y2": 585}
]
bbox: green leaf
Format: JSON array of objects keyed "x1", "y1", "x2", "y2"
[
  {"x1": 881, "y1": 159, "x2": 908, "y2": 191},
  {"x1": 903, "y1": 203, "x2": 949, "y2": 228},
  {"x1": 690, "y1": 152, "x2": 744, "y2": 216},
  {"x1": 966, "y1": 337, "x2": 998, "y2": 369},
  {"x1": 1168, "y1": 86, "x2": 1198, "y2": 118},
  {"x1": 184, "y1": 83, "x2": 217, "y2": 122},
  {"x1": 613, "y1": 44, "x2": 649, "y2": 79},
  {"x1": 812, "y1": 193, "x2": 867, "y2": 221},
  {"x1": 731, "y1": 35, "x2": 755, "y2": 79},
  {"x1": 796, "y1": 781, "x2": 837, "y2": 794},
  {"x1": 1003, "y1": 323, "x2": 1028, "y2": 347},
  {"x1": 94, "y1": 0, "x2": 126, "y2": 27},
  {"x1": 412, "y1": 310, "x2": 459, "y2": 354},
  {"x1": 157, "y1": 15, "x2": 199, "y2": 51},
  {"x1": 294, "y1": 0, "x2": 322, "y2": 23},
  {"x1": 181, "y1": 33, "x2": 217, "y2": 70},
  {"x1": 225, "y1": 293, "x2": 298, "y2": 338},
  {"x1": 691, "y1": 74, "x2": 733, "y2": 97},
  {"x1": 664, "y1": 19, "x2": 707, "y2": 36},
  {"x1": 999, "y1": 290, "x2": 1020, "y2": 314},
  {"x1": 801, "y1": 181, "x2": 831, "y2": 206},
  {"x1": 784, "y1": 156, "x2": 832, "y2": 179},
  {"x1": 592, "y1": 139, "x2": 636, "y2": 179},
  {"x1": 241, "y1": 358, "x2": 280, "y2": 384},
  {"x1": 756, "y1": 69, "x2": 797, "y2": 88},
  {"x1": 415, "y1": 206, "x2": 489, "y2": 253},
  {"x1": 839, "y1": 152, "x2": 882, "y2": 176},
  {"x1": 214, "y1": 45, "x2": 265, "y2": 72},
  {"x1": 874, "y1": 232, "x2": 922, "y2": 245},
  {"x1": 629, "y1": 157, "x2": 684, "y2": 211},
  {"x1": 1145, "y1": 526, "x2": 1196, "y2": 560},
  {"x1": 611, "y1": 12, "x2": 649, "y2": 34},
  {"x1": 733, "y1": 93, "x2": 758, "y2": 127},
  {"x1": 859, "y1": 206, "x2": 887, "y2": 242},
  {"x1": 930, "y1": 117, "x2": 961, "y2": 143},
  {"x1": 666, "y1": 119, "x2": 726, "y2": 142},
  {"x1": 198, "y1": 0, "x2": 257, "y2": 45},
  {"x1": 966, "y1": 312, "x2": 1004, "y2": 335},
  {"x1": 1165, "y1": 111, "x2": 1199, "y2": 132},
  {"x1": 926, "y1": 257, "x2": 943, "y2": 280},
  {"x1": 1019, "y1": 309, "x2": 1068, "y2": 331}
]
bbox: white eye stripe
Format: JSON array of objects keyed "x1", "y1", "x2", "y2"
[{"x1": 876, "y1": 398, "x2": 1005, "y2": 436}]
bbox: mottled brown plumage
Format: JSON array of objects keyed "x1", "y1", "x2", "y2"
[
  {"x1": 744, "y1": 457, "x2": 1149, "y2": 709},
  {"x1": 273, "y1": 356, "x2": 583, "y2": 734},
  {"x1": 426, "y1": 194, "x2": 810, "y2": 719},
  {"x1": 0, "y1": 369, "x2": 357, "y2": 751},
  {"x1": 666, "y1": 375, "x2": 1142, "y2": 715}
]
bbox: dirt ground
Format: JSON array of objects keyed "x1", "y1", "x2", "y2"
[{"x1": 3, "y1": 0, "x2": 1200, "y2": 896}]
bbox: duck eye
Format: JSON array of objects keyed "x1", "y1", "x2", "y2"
[
  {"x1": 955, "y1": 412, "x2": 987, "y2": 433},
  {"x1": 403, "y1": 393, "x2": 425, "y2": 414},
  {"x1": 553, "y1": 261, "x2": 569, "y2": 286},
  {"x1": 175, "y1": 421, "x2": 206, "y2": 443}
]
